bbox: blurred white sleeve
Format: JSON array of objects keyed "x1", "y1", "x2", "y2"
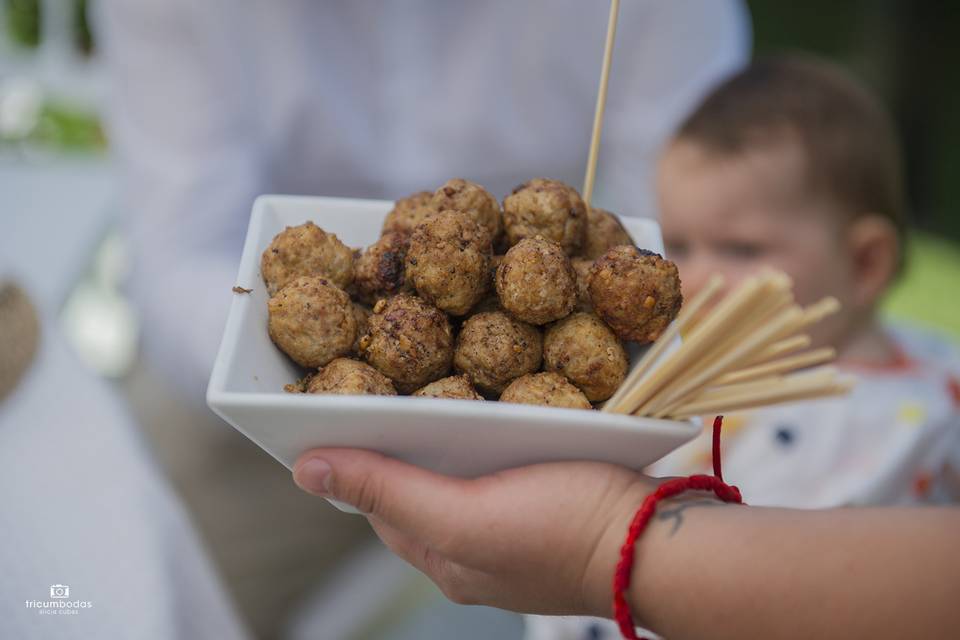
[
  {"x1": 95, "y1": 0, "x2": 266, "y2": 407},
  {"x1": 598, "y1": 0, "x2": 751, "y2": 219}
]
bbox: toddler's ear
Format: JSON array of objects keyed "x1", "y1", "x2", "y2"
[{"x1": 847, "y1": 215, "x2": 900, "y2": 309}]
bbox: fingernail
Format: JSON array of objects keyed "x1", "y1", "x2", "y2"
[{"x1": 294, "y1": 458, "x2": 332, "y2": 496}]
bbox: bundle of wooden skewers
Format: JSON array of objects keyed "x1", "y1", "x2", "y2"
[{"x1": 603, "y1": 270, "x2": 855, "y2": 420}]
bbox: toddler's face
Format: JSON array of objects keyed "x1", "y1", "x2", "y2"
[{"x1": 656, "y1": 139, "x2": 857, "y2": 348}]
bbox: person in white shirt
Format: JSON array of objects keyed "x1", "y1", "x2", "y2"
[
  {"x1": 94, "y1": 0, "x2": 751, "y2": 408},
  {"x1": 95, "y1": 2, "x2": 749, "y2": 636}
]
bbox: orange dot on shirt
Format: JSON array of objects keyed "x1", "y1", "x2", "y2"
[
  {"x1": 947, "y1": 377, "x2": 960, "y2": 408},
  {"x1": 913, "y1": 472, "x2": 933, "y2": 498}
]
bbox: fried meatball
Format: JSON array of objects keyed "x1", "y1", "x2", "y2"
[
  {"x1": 583, "y1": 207, "x2": 634, "y2": 259},
  {"x1": 500, "y1": 372, "x2": 592, "y2": 410},
  {"x1": 412, "y1": 375, "x2": 484, "y2": 400},
  {"x1": 405, "y1": 210, "x2": 491, "y2": 316},
  {"x1": 495, "y1": 237, "x2": 577, "y2": 325},
  {"x1": 382, "y1": 191, "x2": 438, "y2": 235},
  {"x1": 354, "y1": 231, "x2": 411, "y2": 304},
  {"x1": 489, "y1": 254, "x2": 504, "y2": 279},
  {"x1": 589, "y1": 246, "x2": 682, "y2": 343},
  {"x1": 351, "y1": 302, "x2": 372, "y2": 354},
  {"x1": 267, "y1": 276, "x2": 357, "y2": 368},
  {"x1": 431, "y1": 178, "x2": 502, "y2": 244},
  {"x1": 360, "y1": 293, "x2": 454, "y2": 393},
  {"x1": 305, "y1": 357, "x2": 397, "y2": 396},
  {"x1": 454, "y1": 311, "x2": 542, "y2": 395},
  {"x1": 483, "y1": 254, "x2": 505, "y2": 301},
  {"x1": 571, "y1": 258, "x2": 594, "y2": 312},
  {"x1": 283, "y1": 372, "x2": 315, "y2": 393},
  {"x1": 261, "y1": 222, "x2": 355, "y2": 295},
  {"x1": 543, "y1": 312, "x2": 628, "y2": 402},
  {"x1": 502, "y1": 178, "x2": 587, "y2": 255}
]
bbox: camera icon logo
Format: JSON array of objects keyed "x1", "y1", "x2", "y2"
[{"x1": 50, "y1": 584, "x2": 70, "y2": 599}]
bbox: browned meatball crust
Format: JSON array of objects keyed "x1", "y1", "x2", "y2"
[
  {"x1": 495, "y1": 237, "x2": 577, "y2": 325},
  {"x1": 412, "y1": 375, "x2": 484, "y2": 400},
  {"x1": 261, "y1": 222, "x2": 355, "y2": 295},
  {"x1": 351, "y1": 302, "x2": 372, "y2": 354},
  {"x1": 306, "y1": 357, "x2": 397, "y2": 396},
  {"x1": 589, "y1": 246, "x2": 682, "y2": 343},
  {"x1": 453, "y1": 311, "x2": 542, "y2": 395},
  {"x1": 360, "y1": 294, "x2": 454, "y2": 393},
  {"x1": 543, "y1": 312, "x2": 628, "y2": 402},
  {"x1": 583, "y1": 207, "x2": 634, "y2": 259},
  {"x1": 431, "y1": 178, "x2": 502, "y2": 244},
  {"x1": 267, "y1": 276, "x2": 357, "y2": 368},
  {"x1": 354, "y1": 231, "x2": 411, "y2": 304},
  {"x1": 499, "y1": 372, "x2": 592, "y2": 409},
  {"x1": 571, "y1": 258, "x2": 594, "y2": 312},
  {"x1": 382, "y1": 191, "x2": 439, "y2": 236},
  {"x1": 502, "y1": 178, "x2": 587, "y2": 255},
  {"x1": 405, "y1": 211, "x2": 491, "y2": 316}
]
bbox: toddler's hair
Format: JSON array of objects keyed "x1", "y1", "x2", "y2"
[{"x1": 676, "y1": 55, "x2": 906, "y2": 255}]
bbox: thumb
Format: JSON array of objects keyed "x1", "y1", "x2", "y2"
[{"x1": 293, "y1": 448, "x2": 466, "y2": 537}]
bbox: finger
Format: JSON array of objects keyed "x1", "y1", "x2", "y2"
[{"x1": 293, "y1": 448, "x2": 466, "y2": 541}]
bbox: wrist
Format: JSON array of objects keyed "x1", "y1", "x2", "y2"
[
  {"x1": 579, "y1": 477, "x2": 654, "y2": 619},
  {"x1": 582, "y1": 480, "x2": 733, "y2": 625}
]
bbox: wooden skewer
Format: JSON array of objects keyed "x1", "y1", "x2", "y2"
[
  {"x1": 685, "y1": 366, "x2": 837, "y2": 407},
  {"x1": 669, "y1": 383, "x2": 853, "y2": 420},
  {"x1": 801, "y1": 297, "x2": 841, "y2": 326},
  {"x1": 581, "y1": 0, "x2": 620, "y2": 209},
  {"x1": 746, "y1": 334, "x2": 812, "y2": 367},
  {"x1": 713, "y1": 347, "x2": 836, "y2": 386},
  {"x1": 616, "y1": 275, "x2": 767, "y2": 415},
  {"x1": 668, "y1": 371, "x2": 854, "y2": 419},
  {"x1": 649, "y1": 305, "x2": 805, "y2": 417},
  {"x1": 637, "y1": 272, "x2": 793, "y2": 415},
  {"x1": 650, "y1": 275, "x2": 792, "y2": 407},
  {"x1": 689, "y1": 294, "x2": 838, "y2": 389},
  {"x1": 602, "y1": 273, "x2": 723, "y2": 413}
]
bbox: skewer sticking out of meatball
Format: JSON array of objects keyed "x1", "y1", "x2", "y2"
[
  {"x1": 589, "y1": 245, "x2": 682, "y2": 344},
  {"x1": 431, "y1": 178, "x2": 502, "y2": 245},
  {"x1": 405, "y1": 210, "x2": 491, "y2": 316},
  {"x1": 543, "y1": 312, "x2": 627, "y2": 402},
  {"x1": 267, "y1": 276, "x2": 357, "y2": 368},
  {"x1": 382, "y1": 191, "x2": 439, "y2": 236},
  {"x1": 412, "y1": 374, "x2": 484, "y2": 400},
  {"x1": 261, "y1": 222, "x2": 354, "y2": 295},
  {"x1": 499, "y1": 372, "x2": 592, "y2": 410},
  {"x1": 359, "y1": 293, "x2": 454, "y2": 393},
  {"x1": 305, "y1": 357, "x2": 397, "y2": 396},
  {"x1": 454, "y1": 310, "x2": 542, "y2": 396},
  {"x1": 495, "y1": 236, "x2": 577, "y2": 325},
  {"x1": 502, "y1": 178, "x2": 587, "y2": 255}
]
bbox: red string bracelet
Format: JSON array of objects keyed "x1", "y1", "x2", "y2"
[{"x1": 613, "y1": 416, "x2": 743, "y2": 640}]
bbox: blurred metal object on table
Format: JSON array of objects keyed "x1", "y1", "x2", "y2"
[{"x1": 0, "y1": 281, "x2": 40, "y2": 403}]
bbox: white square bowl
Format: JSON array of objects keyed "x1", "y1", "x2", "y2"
[{"x1": 207, "y1": 195, "x2": 700, "y2": 488}]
